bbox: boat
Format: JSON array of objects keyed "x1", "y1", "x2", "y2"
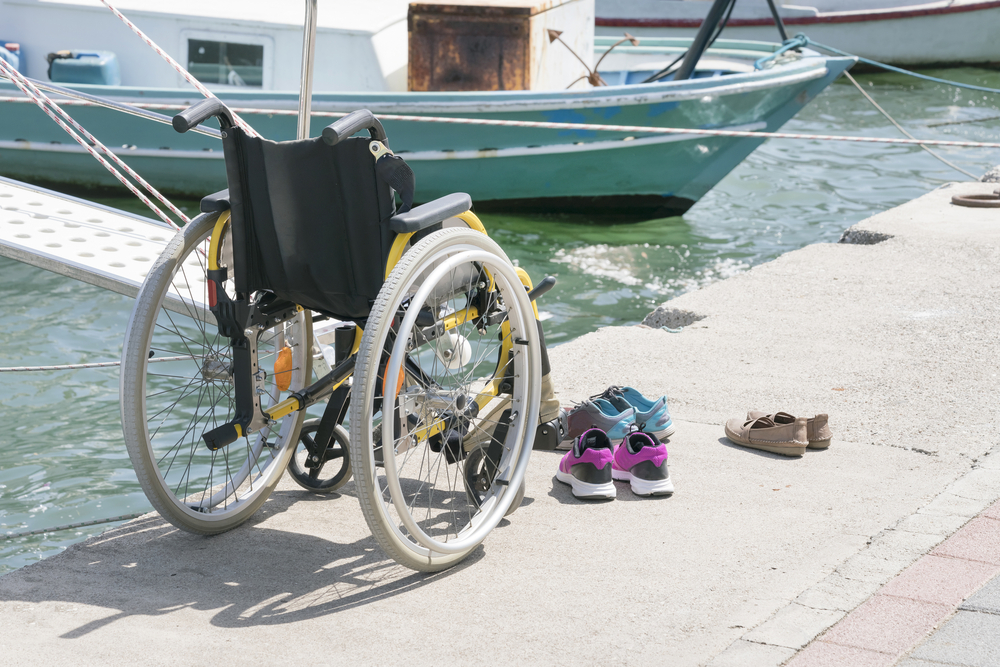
[
  {"x1": 0, "y1": 0, "x2": 854, "y2": 220},
  {"x1": 596, "y1": 0, "x2": 1000, "y2": 68}
]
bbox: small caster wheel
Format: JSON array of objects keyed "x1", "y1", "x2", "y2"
[
  {"x1": 464, "y1": 446, "x2": 526, "y2": 517},
  {"x1": 288, "y1": 418, "x2": 352, "y2": 493}
]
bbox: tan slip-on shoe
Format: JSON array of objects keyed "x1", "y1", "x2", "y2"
[
  {"x1": 747, "y1": 411, "x2": 833, "y2": 449},
  {"x1": 724, "y1": 415, "x2": 808, "y2": 457}
]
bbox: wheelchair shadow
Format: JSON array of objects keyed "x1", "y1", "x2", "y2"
[{"x1": 0, "y1": 488, "x2": 482, "y2": 638}]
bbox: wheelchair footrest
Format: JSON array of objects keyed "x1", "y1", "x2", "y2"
[
  {"x1": 533, "y1": 413, "x2": 567, "y2": 451},
  {"x1": 203, "y1": 421, "x2": 242, "y2": 450}
]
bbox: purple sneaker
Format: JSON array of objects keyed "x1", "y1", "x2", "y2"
[
  {"x1": 612, "y1": 430, "x2": 674, "y2": 497},
  {"x1": 556, "y1": 428, "x2": 616, "y2": 499}
]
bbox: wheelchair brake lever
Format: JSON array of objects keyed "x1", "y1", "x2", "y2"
[{"x1": 527, "y1": 276, "x2": 557, "y2": 301}]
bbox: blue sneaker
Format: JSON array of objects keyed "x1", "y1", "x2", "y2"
[
  {"x1": 566, "y1": 400, "x2": 635, "y2": 441},
  {"x1": 598, "y1": 386, "x2": 675, "y2": 441}
]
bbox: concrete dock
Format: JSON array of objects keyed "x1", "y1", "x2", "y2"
[{"x1": 3, "y1": 181, "x2": 1000, "y2": 666}]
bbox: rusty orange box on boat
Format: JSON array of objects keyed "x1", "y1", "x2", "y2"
[{"x1": 407, "y1": 0, "x2": 594, "y2": 92}]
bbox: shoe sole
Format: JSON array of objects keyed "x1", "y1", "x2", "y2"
[
  {"x1": 555, "y1": 469, "x2": 616, "y2": 499},
  {"x1": 652, "y1": 422, "x2": 676, "y2": 441},
  {"x1": 808, "y1": 438, "x2": 832, "y2": 449},
  {"x1": 611, "y1": 468, "x2": 674, "y2": 496},
  {"x1": 724, "y1": 424, "x2": 807, "y2": 457}
]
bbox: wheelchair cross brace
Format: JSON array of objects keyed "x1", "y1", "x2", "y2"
[{"x1": 201, "y1": 347, "x2": 356, "y2": 451}]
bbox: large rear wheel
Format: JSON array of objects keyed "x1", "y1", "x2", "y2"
[
  {"x1": 120, "y1": 212, "x2": 312, "y2": 533},
  {"x1": 350, "y1": 228, "x2": 541, "y2": 571}
]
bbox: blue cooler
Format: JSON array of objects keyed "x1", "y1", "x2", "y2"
[{"x1": 48, "y1": 50, "x2": 120, "y2": 85}]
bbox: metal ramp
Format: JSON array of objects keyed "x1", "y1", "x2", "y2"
[
  {"x1": 0, "y1": 175, "x2": 208, "y2": 315},
  {"x1": 0, "y1": 176, "x2": 341, "y2": 370}
]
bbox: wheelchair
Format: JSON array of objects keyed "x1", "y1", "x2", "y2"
[{"x1": 119, "y1": 100, "x2": 560, "y2": 571}]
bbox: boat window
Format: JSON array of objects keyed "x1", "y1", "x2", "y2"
[{"x1": 187, "y1": 39, "x2": 264, "y2": 87}]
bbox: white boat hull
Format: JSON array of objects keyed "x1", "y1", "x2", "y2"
[{"x1": 597, "y1": 0, "x2": 1000, "y2": 66}]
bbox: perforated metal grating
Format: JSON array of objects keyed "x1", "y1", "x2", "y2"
[{"x1": 0, "y1": 176, "x2": 207, "y2": 313}]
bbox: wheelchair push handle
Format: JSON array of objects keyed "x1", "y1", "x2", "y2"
[
  {"x1": 322, "y1": 109, "x2": 388, "y2": 146},
  {"x1": 172, "y1": 98, "x2": 236, "y2": 134}
]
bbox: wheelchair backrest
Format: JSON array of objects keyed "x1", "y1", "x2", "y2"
[{"x1": 221, "y1": 127, "x2": 396, "y2": 320}]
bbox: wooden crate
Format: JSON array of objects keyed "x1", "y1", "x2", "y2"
[{"x1": 408, "y1": 0, "x2": 594, "y2": 91}]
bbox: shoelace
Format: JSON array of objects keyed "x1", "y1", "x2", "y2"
[
  {"x1": 624, "y1": 421, "x2": 651, "y2": 454},
  {"x1": 627, "y1": 421, "x2": 648, "y2": 434},
  {"x1": 589, "y1": 385, "x2": 626, "y2": 402}
]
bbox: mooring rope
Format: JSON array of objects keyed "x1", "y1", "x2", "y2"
[
  {"x1": 928, "y1": 114, "x2": 1000, "y2": 128},
  {"x1": 0, "y1": 59, "x2": 187, "y2": 229},
  {"x1": 802, "y1": 36, "x2": 1000, "y2": 96},
  {"x1": 2, "y1": 95, "x2": 998, "y2": 150},
  {"x1": 99, "y1": 0, "x2": 259, "y2": 139},
  {"x1": 0, "y1": 75, "x2": 221, "y2": 138},
  {"x1": 843, "y1": 70, "x2": 979, "y2": 180},
  {"x1": 2, "y1": 513, "x2": 147, "y2": 540},
  {"x1": 0, "y1": 355, "x2": 194, "y2": 373},
  {"x1": 355, "y1": 113, "x2": 1000, "y2": 149}
]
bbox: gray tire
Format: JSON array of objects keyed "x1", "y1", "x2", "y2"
[
  {"x1": 349, "y1": 228, "x2": 541, "y2": 571},
  {"x1": 120, "y1": 212, "x2": 312, "y2": 534}
]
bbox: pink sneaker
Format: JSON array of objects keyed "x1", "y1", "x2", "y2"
[
  {"x1": 556, "y1": 428, "x2": 616, "y2": 499},
  {"x1": 612, "y1": 430, "x2": 674, "y2": 496}
]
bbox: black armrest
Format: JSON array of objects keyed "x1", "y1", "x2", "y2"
[
  {"x1": 200, "y1": 189, "x2": 230, "y2": 213},
  {"x1": 389, "y1": 193, "x2": 473, "y2": 233}
]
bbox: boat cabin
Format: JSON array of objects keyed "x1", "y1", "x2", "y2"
[{"x1": 0, "y1": 0, "x2": 412, "y2": 91}]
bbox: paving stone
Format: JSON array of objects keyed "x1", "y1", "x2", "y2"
[
  {"x1": 910, "y1": 610, "x2": 1000, "y2": 667},
  {"x1": 921, "y1": 493, "x2": 993, "y2": 519},
  {"x1": 871, "y1": 528, "x2": 947, "y2": 561},
  {"x1": 836, "y1": 549, "x2": 917, "y2": 584},
  {"x1": 897, "y1": 659, "x2": 965, "y2": 667},
  {"x1": 821, "y1": 595, "x2": 951, "y2": 656},
  {"x1": 880, "y1": 555, "x2": 999, "y2": 607},
  {"x1": 785, "y1": 641, "x2": 897, "y2": 667},
  {"x1": 795, "y1": 573, "x2": 882, "y2": 612},
  {"x1": 982, "y1": 501, "x2": 1000, "y2": 522},
  {"x1": 743, "y1": 602, "x2": 845, "y2": 649},
  {"x1": 932, "y1": 517, "x2": 1000, "y2": 565},
  {"x1": 960, "y1": 572, "x2": 1000, "y2": 615},
  {"x1": 900, "y1": 512, "x2": 972, "y2": 538},
  {"x1": 706, "y1": 639, "x2": 796, "y2": 667},
  {"x1": 946, "y1": 468, "x2": 1000, "y2": 502}
]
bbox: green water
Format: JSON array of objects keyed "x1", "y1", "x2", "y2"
[{"x1": 2, "y1": 69, "x2": 999, "y2": 573}]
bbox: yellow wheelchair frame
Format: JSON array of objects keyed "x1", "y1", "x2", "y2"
[{"x1": 205, "y1": 207, "x2": 541, "y2": 465}]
